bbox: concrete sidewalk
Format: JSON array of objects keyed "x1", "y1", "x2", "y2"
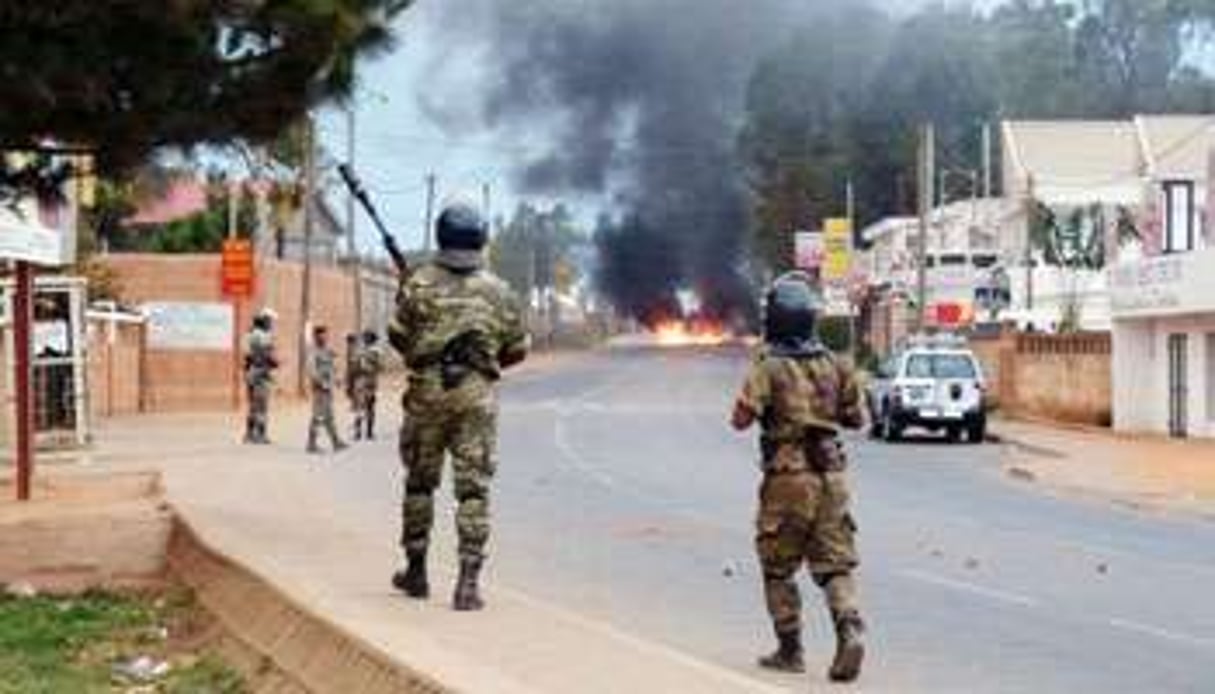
[
  {"x1": 994, "y1": 418, "x2": 1215, "y2": 518},
  {"x1": 85, "y1": 407, "x2": 785, "y2": 694}
]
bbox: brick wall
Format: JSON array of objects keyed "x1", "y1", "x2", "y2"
[
  {"x1": 100, "y1": 254, "x2": 384, "y2": 412},
  {"x1": 86, "y1": 317, "x2": 145, "y2": 418},
  {"x1": 971, "y1": 330, "x2": 1112, "y2": 426}
]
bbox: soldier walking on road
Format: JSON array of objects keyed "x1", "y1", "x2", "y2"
[
  {"x1": 243, "y1": 308, "x2": 279, "y2": 444},
  {"x1": 307, "y1": 325, "x2": 348, "y2": 454},
  {"x1": 352, "y1": 330, "x2": 383, "y2": 440},
  {"x1": 388, "y1": 203, "x2": 529, "y2": 611},
  {"x1": 730, "y1": 272, "x2": 867, "y2": 683}
]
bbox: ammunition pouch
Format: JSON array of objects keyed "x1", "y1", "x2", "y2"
[
  {"x1": 803, "y1": 430, "x2": 845, "y2": 473},
  {"x1": 438, "y1": 331, "x2": 499, "y2": 391}
]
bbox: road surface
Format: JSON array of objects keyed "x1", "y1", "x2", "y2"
[{"x1": 320, "y1": 344, "x2": 1215, "y2": 693}]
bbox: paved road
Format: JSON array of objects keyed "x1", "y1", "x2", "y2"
[{"x1": 322, "y1": 345, "x2": 1215, "y2": 693}]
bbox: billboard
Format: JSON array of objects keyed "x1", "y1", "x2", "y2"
[
  {"x1": 793, "y1": 230, "x2": 824, "y2": 271},
  {"x1": 822, "y1": 217, "x2": 852, "y2": 283}
]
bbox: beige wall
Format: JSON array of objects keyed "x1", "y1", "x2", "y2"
[
  {"x1": 101, "y1": 254, "x2": 390, "y2": 412},
  {"x1": 86, "y1": 318, "x2": 145, "y2": 419},
  {"x1": 972, "y1": 330, "x2": 1112, "y2": 426}
]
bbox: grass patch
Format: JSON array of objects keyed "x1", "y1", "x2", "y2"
[{"x1": 0, "y1": 588, "x2": 244, "y2": 693}]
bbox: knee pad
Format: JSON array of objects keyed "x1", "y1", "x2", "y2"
[
  {"x1": 455, "y1": 486, "x2": 488, "y2": 504},
  {"x1": 405, "y1": 480, "x2": 436, "y2": 496},
  {"x1": 813, "y1": 571, "x2": 849, "y2": 589}
]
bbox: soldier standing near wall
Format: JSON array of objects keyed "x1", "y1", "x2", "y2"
[
  {"x1": 353, "y1": 330, "x2": 383, "y2": 440},
  {"x1": 307, "y1": 325, "x2": 348, "y2": 454},
  {"x1": 730, "y1": 272, "x2": 867, "y2": 684},
  {"x1": 243, "y1": 308, "x2": 279, "y2": 444},
  {"x1": 345, "y1": 332, "x2": 363, "y2": 439}
]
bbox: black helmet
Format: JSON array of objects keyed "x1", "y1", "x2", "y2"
[
  {"x1": 764, "y1": 272, "x2": 823, "y2": 352},
  {"x1": 436, "y1": 204, "x2": 488, "y2": 251}
]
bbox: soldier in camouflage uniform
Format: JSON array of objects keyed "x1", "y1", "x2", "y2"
[
  {"x1": 345, "y1": 332, "x2": 361, "y2": 436},
  {"x1": 307, "y1": 325, "x2": 348, "y2": 454},
  {"x1": 243, "y1": 309, "x2": 279, "y2": 444},
  {"x1": 352, "y1": 330, "x2": 383, "y2": 440},
  {"x1": 731, "y1": 272, "x2": 867, "y2": 683},
  {"x1": 388, "y1": 203, "x2": 529, "y2": 611}
]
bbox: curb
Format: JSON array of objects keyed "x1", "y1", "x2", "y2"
[{"x1": 167, "y1": 519, "x2": 450, "y2": 694}]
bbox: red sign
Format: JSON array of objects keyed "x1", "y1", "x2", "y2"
[{"x1": 221, "y1": 239, "x2": 255, "y2": 298}]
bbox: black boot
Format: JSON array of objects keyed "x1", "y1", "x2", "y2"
[
  {"x1": 758, "y1": 629, "x2": 804, "y2": 673},
  {"x1": 828, "y1": 612, "x2": 865, "y2": 683},
  {"x1": 452, "y1": 557, "x2": 484, "y2": 611},
  {"x1": 391, "y1": 550, "x2": 430, "y2": 599},
  {"x1": 243, "y1": 417, "x2": 257, "y2": 444}
]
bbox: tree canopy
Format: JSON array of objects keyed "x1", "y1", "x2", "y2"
[{"x1": 0, "y1": 0, "x2": 410, "y2": 199}]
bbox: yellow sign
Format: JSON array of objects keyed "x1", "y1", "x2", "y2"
[{"x1": 822, "y1": 217, "x2": 852, "y2": 282}]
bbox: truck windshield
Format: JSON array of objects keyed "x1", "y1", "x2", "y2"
[{"x1": 905, "y1": 354, "x2": 977, "y2": 379}]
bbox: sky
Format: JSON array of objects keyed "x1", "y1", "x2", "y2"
[{"x1": 315, "y1": 0, "x2": 1004, "y2": 258}]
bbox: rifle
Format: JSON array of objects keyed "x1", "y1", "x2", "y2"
[{"x1": 337, "y1": 163, "x2": 409, "y2": 275}]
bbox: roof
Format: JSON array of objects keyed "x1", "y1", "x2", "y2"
[
  {"x1": 861, "y1": 216, "x2": 917, "y2": 244},
  {"x1": 127, "y1": 179, "x2": 209, "y2": 226},
  {"x1": 1135, "y1": 115, "x2": 1214, "y2": 180},
  {"x1": 1003, "y1": 120, "x2": 1144, "y2": 205}
]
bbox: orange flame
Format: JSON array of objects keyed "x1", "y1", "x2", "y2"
[{"x1": 652, "y1": 319, "x2": 730, "y2": 347}]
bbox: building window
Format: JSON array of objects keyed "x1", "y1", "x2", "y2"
[
  {"x1": 1163, "y1": 180, "x2": 1196, "y2": 254},
  {"x1": 1208, "y1": 334, "x2": 1215, "y2": 423}
]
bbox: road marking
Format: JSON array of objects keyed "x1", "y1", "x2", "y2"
[
  {"x1": 552, "y1": 406, "x2": 619, "y2": 489},
  {"x1": 1107, "y1": 617, "x2": 1215, "y2": 651},
  {"x1": 898, "y1": 569, "x2": 1039, "y2": 608},
  {"x1": 497, "y1": 584, "x2": 787, "y2": 693}
]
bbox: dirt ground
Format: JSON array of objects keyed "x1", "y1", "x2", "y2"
[{"x1": 999, "y1": 419, "x2": 1215, "y2": 517}]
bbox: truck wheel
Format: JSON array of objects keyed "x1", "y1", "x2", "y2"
[
  {"x1": 882, "y1": 406, "x2": 903, "y2": 443},
  {"x1": 967, "y1": 416, "x2": 987, "y2": 444}
]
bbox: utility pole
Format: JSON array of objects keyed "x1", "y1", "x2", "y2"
[
  {"x1": 423, "y1": 173, "x2": 436, "y2": 252},
  {"x1": 346, "y1": 105, "x2": 363, "y2": 331},
  {"x1": 982, "y1": 121, "x2": 993, "y2": 199},
  {"x1": 227, "y1": 178, "x2": 238, "y2": 240},
  {"x1": 298, "y1": 117, "x2": 316, "y2": 395},
  {"x1": 1024, "y1": 173, "x2": 1036, "y2": 315},
  {"x1": 845, "y1": 178, "x2": 857, "y2": 358},
  {"x1": 917, "y1": 123, "x2": 935, "y2": 333},
  {"x1": 482, "y1": 181, "x2": 491, "y2": 224}
]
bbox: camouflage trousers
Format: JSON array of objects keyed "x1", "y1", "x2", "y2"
[
  {"x1": 352, "y1": 385, "x2": 377, "y2": 439},
  {"x1": 245, "y1": 380, "x2": 271, "y2": 441},
  {"x1": 399, "y1": 388, "x2": 498, "y2": 561},
  {"x1": 308, "y1": 389, "x2": 342, "y2": 450},
  {"x1": 756, "y1": 466, "x2": 861, "y2": 635}
]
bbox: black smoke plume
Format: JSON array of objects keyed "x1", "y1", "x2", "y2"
[{"x1": 422, "y1": 0, "x2": 845, "y2": 326}]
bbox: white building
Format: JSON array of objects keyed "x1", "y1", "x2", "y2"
[
  {"x1": 860, "y1": 199, "x2": 1024, "y2": 353},
  {"x1": 1108, "y1": 118, "x2": 1215, "y2": 439}
]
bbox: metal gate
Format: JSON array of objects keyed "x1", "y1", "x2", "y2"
[
  {"x1": 2, "y1": 276, "x2": 88, "y2": 450},
  {"x1": 1168, "y1": 333, "x2": 1189, "y2": 439}
]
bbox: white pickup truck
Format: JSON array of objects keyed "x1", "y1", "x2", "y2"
[{"x1": 866, "y1": 336, "x2": 988, "y2": 443}]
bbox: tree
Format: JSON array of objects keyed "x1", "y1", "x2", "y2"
[
  {"x1": 490, "y1": 202, "x2": 586, "y2": 299},
  {"x1": 0, "y1": 0, "x2": 411, "y2": 198}
]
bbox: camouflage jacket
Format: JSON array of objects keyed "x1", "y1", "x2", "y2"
[
  {"x1": 734, "y1": 346, "x2": 864, "y2": 472},
  {"x1": 355, "y1": 346, "x2": 383, "y2": 393},
  {"x1": 309, "y1": 346, "x2": 338, "y2": 394},
  {"x1": 388, "y1": 262, "x2": 529, "y2": 385},
  {"x1": 243, "y1": 328, "x2": 278, "y2": 386}
]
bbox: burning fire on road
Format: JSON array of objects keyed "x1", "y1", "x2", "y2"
[{"x1": 651, "y1": 319, "x2": 732, "y2": 348}]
